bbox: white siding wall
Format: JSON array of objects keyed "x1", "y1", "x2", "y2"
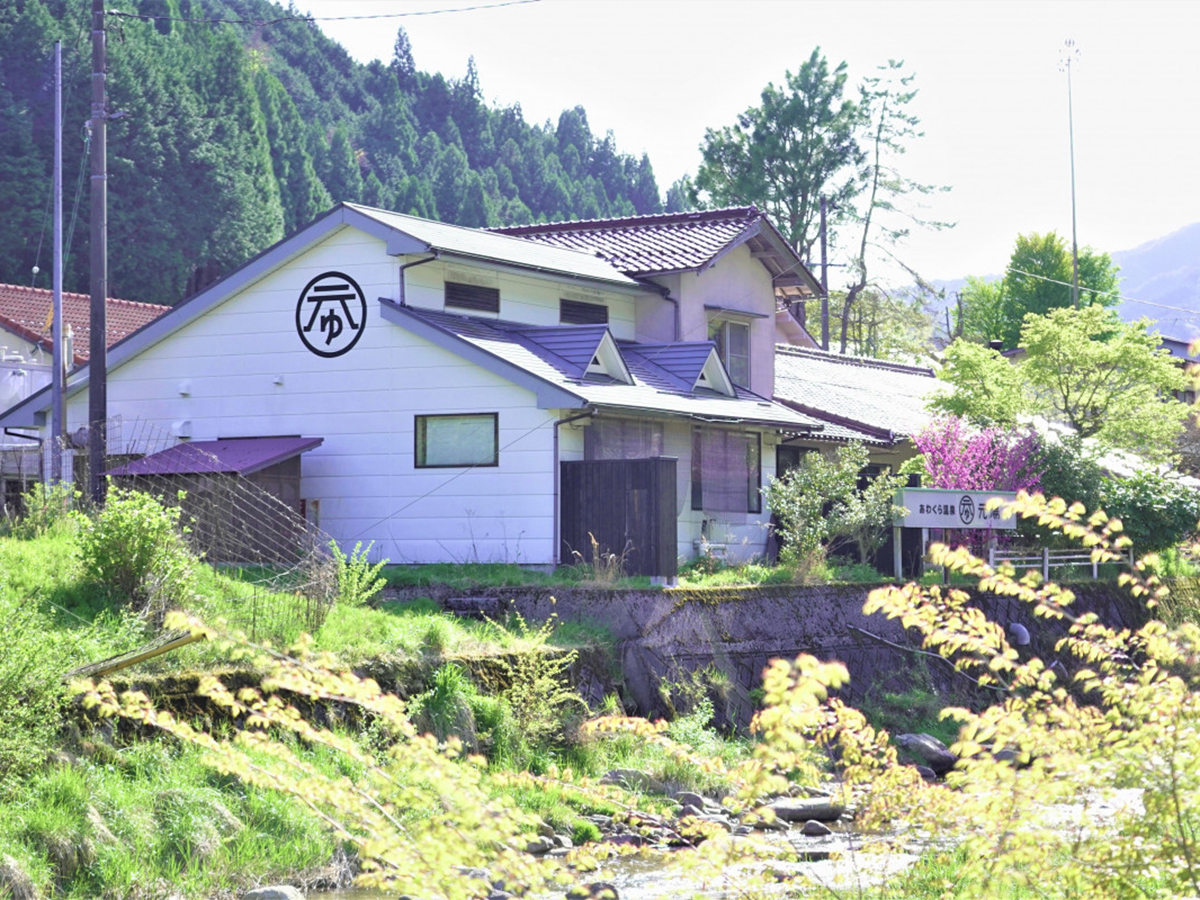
[
  {"x1": 64, "y1": 227, "x2": 566, "y2": 565},
  {"x1": 673, "y1": 247, "x2": 777, "y2": 398},
  {"x1": 403, "y1": 260, "x2": 641, "y2": 340}
]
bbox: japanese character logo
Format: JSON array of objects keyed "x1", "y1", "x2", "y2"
[
  {"x1": 296, "y1": 272, "x2": 367, "y2": 358},
  {"x1": 959, "y1": 494, "x2": 976, "y2": 525}
]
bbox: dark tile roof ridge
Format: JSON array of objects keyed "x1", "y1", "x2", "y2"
[
  {"x1": 775, "y1": 344, "x2": 936, "y2": 377},
  {"x1": 491, "y1": 206, "x2": 762, "y2": 236}
]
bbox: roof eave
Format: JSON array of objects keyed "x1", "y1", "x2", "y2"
[{"x1": 379, "y1": 299, "x2": 587, "y2": 410}]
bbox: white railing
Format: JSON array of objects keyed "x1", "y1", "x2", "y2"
[{"x1": 987, "y1": 545, "x2": 1134, "y2": 580}]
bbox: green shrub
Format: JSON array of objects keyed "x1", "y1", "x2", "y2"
[
  {"x1": 409, "y1": 663, "x2": 478, "y2": 745},
  {"x1": 12, "y1": 481, "x2": 78, "y2": 539},
  {"x1": 330, "y1": 540, "x2": 387, "y2": 608},
  {"x1": 76, "y1": 487, "x2": 197, "y2": 615},
  {"x1": 0, "y1": 595, "x2": 70, "y2": 777},
  {"x1": 1100, "y1": 470, "x2": 1200, "y2": 554}
]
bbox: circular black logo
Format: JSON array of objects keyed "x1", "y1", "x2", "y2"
[
  {"x1": 959, "y1": 494, "x2": 976, "y2": 525},
  {"x1": 296, "y1": 271, "x2": 367, "y2": 358}
]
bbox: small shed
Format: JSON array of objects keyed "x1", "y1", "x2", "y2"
[{"x1": 107, "y1": 436, "x2": 324, "y2": 563}]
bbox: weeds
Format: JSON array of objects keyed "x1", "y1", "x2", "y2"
[{"x1": 330, "y1": 540, "x2": 387, "y2": 608}]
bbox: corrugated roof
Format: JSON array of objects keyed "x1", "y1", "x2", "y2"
[
  {"x1": 0, "y1": 283, "x2": 168, "y2": 364},
  {"x1": 345, "y1": 204, "x2": 639, "y2": 287},
  {"x1": 622, "y1": 342, "x2": 716, "y2": 392},
  {"x1": 107, "y1": 436, "x2": 323, "y2": 476},
  {"x1": 774, "y1": 346, "x2": 946, "y2": 442},
  {"x1": 510, "y1": 324, "x2": 610, "y2": 379},
  {"x1": 398, "y1": 307, "x2": 822, "y2": 430}
]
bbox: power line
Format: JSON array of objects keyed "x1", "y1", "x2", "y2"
[
  {"x1": 103, "y1": 0, "x2": 541, "y2": 27},
  {"x1": 1004, "y1": 266, "x2": 1200, "y2": 319}
]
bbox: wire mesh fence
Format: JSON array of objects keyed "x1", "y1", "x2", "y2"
[{"x1": 65, "y1": 416, "x2": 339, "y2": 643}]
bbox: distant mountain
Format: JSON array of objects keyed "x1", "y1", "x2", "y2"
[{"x1": 1112, "y1": 223, "x2": 1200, "y2": 338}]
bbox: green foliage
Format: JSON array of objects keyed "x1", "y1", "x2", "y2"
[
  {"x1": 0, "y1": 0, "x2": 662, "y2": 302},
  {"x1": 1100, "y1": 470, "x2": 1200, "y2": 554},
  {"x1": 496, "y1": 614, "x2": 587, "y2": 752},
  {"x1": 694, "y1": 46, "x2": 862, "y2": 259},
  {"x1": 1021, "y1": 305, "x2": 1189, "y2": 461},
  {"x1": 0, "y1": 592, "x2": 70, "y2": 778},
  {"x1": 330, "y1": 540, "x2": 387, "y2": 608},
  {"x1": 76, "y1": 487, "x2": 197, "y2": 615},
  {"x1": 766, "y1": 441, "x2": 906, "y2": 564},
  {"x1": 930, "y1": 339, "x2": 1027, "y2": 427},
  {"x1": 937, "y1": 305, "x2": 1191, "y2": 462},
  {"x1": 409, "y1": 662, "x2": 478, "y2": 745},
  {"x1": 956, "y1": 231, "x2": 1121, "y2": 349},
  {"x1": 11, "y1": 481, "x2": 78, "y2": 539}
]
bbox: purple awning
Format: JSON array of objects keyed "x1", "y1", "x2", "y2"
[{"x1": 107, "y1": 436, "x2": 324, "y2": 477}]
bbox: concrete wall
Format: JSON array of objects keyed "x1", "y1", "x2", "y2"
[{"x1": 430, "y1": 580, "x2": 1148, "y2": 727}]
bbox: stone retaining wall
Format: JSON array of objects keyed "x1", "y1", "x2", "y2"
[{"x1": 413, "y1": 578, "x2": 1166, "y2": 727}]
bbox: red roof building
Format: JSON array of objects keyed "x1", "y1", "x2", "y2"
[{"x1": 0, "y1": 283, "x2": 168, "y2": 365}]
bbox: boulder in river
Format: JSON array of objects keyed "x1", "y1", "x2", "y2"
[
  {"x1": 895, "y1": 733, "x2": 957, "y2": 776},
  {"x1": 765, "y1": 797, "x2": 844, "y2": 822},
  {"x1": 244, "y1": 888, "x2": 303, "y2": 900}
]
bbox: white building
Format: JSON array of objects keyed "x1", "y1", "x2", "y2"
[{"x1": 1, "y1": 204, "x2": 835, "y2": 572}]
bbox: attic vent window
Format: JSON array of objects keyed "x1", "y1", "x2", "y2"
[
  {"x1": 560, "y1": 299, "x2": 609, "y2": 325},
  {"x1": 445, "y1": 281, "x2": 500, "y2": 313}
]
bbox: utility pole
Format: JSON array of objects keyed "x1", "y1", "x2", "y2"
[
  {"x1": 52, "y1": 41, "x2": 63, "y2": 484},
  {"x1": 819, "y1": 195, "x2": 829, "y2": 351},
  {"x1": 1061, "y1": 39, "x2": 1081, "y2": 309},
  {"x1": 89, "y1": 0, "x2": 107, "y2": 503}
]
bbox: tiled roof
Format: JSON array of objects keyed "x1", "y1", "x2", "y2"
[
  {"x1": 345, "y1": 204, "x2": 639, "y2": 287},
  {"x1": 774, "y1": 346, "x2": 947, "y2": 443},
  {"x1": 396, "y1": 306, "x2": 824, "y2": 431},
  {"x1": 493, "y1": 207, "x2": 764, "y2": 276},
  {"x1": 621, "y1": 342, "x2": 716, "y2": 392},
  {"x1": 0, "y1": 283, "x2": 168, "y2": 364},
  {"x1": 509, "y1": 324, "x2": 610, "y2": 379}
]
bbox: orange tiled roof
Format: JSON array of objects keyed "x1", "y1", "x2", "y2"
[{"x1": 0, "y1": 283, "x2": 168, "y2": 364}]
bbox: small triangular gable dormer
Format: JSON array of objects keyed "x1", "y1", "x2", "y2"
[
  {"x1": 621, "y1": 342, "x2": 736, "y2": 398},
  {"x1": 694, "y1": 347, "x2": 736, "y2": 397},
  {"x1": 509, "y1": 324, "x2": 633, "y2": 385}
]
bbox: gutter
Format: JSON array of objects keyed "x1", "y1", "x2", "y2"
[
  {"x1": 552, "y1": 408, "x2": 596, "y2": 565},
  {"x1": 397, "y1": 252, "x2": 439, "y2": 306}
]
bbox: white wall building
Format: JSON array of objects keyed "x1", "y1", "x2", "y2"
[{"x1": 1, "y1": 204, "x2": 830, "y2": 571}]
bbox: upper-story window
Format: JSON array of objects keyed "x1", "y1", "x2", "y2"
[
  {"x1": 710, "y1": 319, "x2": 750, "y2": 387},
  {"x1": 445, "y1": 281, "x2": 499, "y2": 313},
  {"x1": 560, "y1": 299, "x2": 609, "y2": 325}
]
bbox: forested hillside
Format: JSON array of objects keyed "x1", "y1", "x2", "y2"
[{"x1": 0, "y1": 0, "x2": 667, "y2": 305}]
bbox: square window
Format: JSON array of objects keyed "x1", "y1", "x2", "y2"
[
  {"x1": 691, "y1": 427, "x2": 761, "y2": 513},
  {"x1": 415, "y1": 414, "x2": 498, "y2": 467}
]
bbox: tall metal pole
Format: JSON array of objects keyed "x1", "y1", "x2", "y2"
[
  {"x1": 52, "y1": 41, "x2": 64, "y2": 484},
  {"x1": 819, "y1": 195, "x2": 829, "y2": 351},
  {"x1": 1062, "y1": 39, "x2": 1081, "y2": 309},
  {"x1": 89, "y1": 0, "x2": 107, "y2": 503}
]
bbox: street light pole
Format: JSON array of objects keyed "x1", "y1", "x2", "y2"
[{"x1": 1061, "y1": 38, "x2": 1081, "y2": 309}]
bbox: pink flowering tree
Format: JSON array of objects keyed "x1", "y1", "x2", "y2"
[{"x1": 914, "y1": 417, "x2": 1042, "y2": 493}]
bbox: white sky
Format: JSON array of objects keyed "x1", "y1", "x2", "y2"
[{"x1": 298, "y1": 0, "x2": 1200, "y2": 284}]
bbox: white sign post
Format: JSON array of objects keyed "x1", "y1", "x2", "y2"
[{"x1": 891, "y1": 488, "x2": 1018, "y2": 579}]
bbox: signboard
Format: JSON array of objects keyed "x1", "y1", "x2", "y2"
[
  {"x1": 296, "y1": 271, "x2": 367, "y2": 358},
  {"x1": 894, "y1": 488, "x2": 1017, "y2": 530}
]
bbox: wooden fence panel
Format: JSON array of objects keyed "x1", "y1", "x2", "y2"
[{"x1": 560, "y1": 457, "x2": 677, "y2": 578}]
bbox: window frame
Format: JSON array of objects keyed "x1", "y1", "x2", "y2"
[
  {"x1": 691, "y1": 427, "x2": 762, "y2": 514},
  {"x1": 414, "y1": 413, "x2": 499, "y2": 469},
  {"x1": 710, "y1": 319, "x2": 751, "y2": 387}
]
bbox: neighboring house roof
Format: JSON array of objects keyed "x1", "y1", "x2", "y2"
[
  {"x1": 773, "y1": 346, "x2": 946, "y2": 445},
  {"x1": 0, "y1": 283, "x2": 168, "y2": 364},
  {"x1": 492, "y1": 207, "x2": 821, "y2": 297},
  {"x1": 107, "y1": 436, "x2": 324, "y2": 477},
  {"x1": 382, "y1": 302, "x2": 825, "y2": 431}
]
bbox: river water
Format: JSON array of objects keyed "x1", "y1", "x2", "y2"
[{"x1": 311, "y1": 834, "x2": 923, "y2": 899}]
